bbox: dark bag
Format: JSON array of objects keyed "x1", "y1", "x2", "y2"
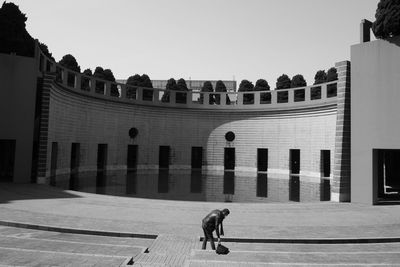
[{"x1": 216, "y1": 244, "x2": 229, "y2": 255}]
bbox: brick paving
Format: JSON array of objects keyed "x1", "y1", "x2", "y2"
[{"x1": 1, "y1": 183, "x2": 400, "y2": 266}]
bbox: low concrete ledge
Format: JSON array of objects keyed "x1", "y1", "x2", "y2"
[
  {"x1": 0, "y1": 220, "x2": 157, "y2": 240},
  {"x1": 199, "y1": 236, "x2": 400, "y2": 244}
]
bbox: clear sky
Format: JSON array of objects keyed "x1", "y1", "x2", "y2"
[{"x1": 11, "y1": 0, "x2": 378, "y2": 87}]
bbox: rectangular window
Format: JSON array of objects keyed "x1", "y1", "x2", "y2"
[
  {"x1": 50, "y1": 142, "x2": 58, "y2": 186},
  {"x1": 127, "y1": 145, "x2": 138, "y2": 170},
  {"x1": 257, "y1": 148, "x2": 268, "y2": 172},
  {"x1": 97, "y1": 144, "x2": 108, "y2": 171},
  {"x1": 290, "y1": 149, "x2": 300, "y2": 174},
  {"x1": 224, "y1": 148, "x2": 235, "y2": 170},
  {"x1": 191, "y1": 147, "x2": 203, "y2": 169},
  {"x1": 0, "y1": 140, "x2": 16, "y2": 182},
  {"x1": 289, "y1": 149, "x2": 300, "y2": 202},
  {"x1": 159, "y1": 146, "x2": 170, "y2": 169},
  {"x1": 321, "y1": 150, "x2": 331, "y2": 177}
]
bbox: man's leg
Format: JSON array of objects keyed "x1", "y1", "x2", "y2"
[
  {"x1": 208, "y1": 231, "x2": 216, "y2": 250},
  {"x1": 202, "y1": 228, "x2": 208, "y2": 250}
]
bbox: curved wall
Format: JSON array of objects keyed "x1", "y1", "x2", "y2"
[{"x1": 44, "y1": 81, "x2": 337, "y2": 202}]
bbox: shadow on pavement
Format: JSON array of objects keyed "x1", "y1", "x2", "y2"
[{"x1": 0, "y1": 182, "x2": 82, "y2": 204}]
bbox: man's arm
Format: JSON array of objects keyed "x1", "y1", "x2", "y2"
[{"x1": 220, "y1": 221, "x2": 224, "y2": 236}]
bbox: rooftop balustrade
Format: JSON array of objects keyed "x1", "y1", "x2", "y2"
[{"x1": 37, "y1": 45, "x2": 337, "y2": 110}]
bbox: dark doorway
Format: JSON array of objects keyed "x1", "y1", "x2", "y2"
[
  {"x1": 289, "y1": 149, "x2": 300, "y2": 202},
  {"x1": 69, "y1": 143, "x2": 80, "y2": 190},
  {"x1": 126, "y1": 145, "x2": 138, "y2": 194},
  {"x1": 375, "y1": 149, "x2": 400, "y2": 201},
  {"x1": 224, "y1": 148, "x2": 235, "y2": 170},
  {"x1": 191, "y1": 147, "x2": 203, "y2": 169},
  {"x1": 0, "y1": 140, "x2": 16, "y2": 182},
  {"x1": 257, "y1": 148, "x2": 268, "y2": 172},
  {"x1": 159, "y1": 146, "x2": 170, "y2": 169},
  {"x1": 96, "y1": 144, "x2": 107, "y2": 194},
  {"x1": 50, "y1": 142, "x2": 58, "y2": 186},
  {"x1": 320, "y1": 150, "x2": 331, "y2": 201}
]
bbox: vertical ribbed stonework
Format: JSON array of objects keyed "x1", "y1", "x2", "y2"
[
  {"x1": 332, "y1": 61, "x2": 351, "y2": 202},
  {"x1": 36, "y1": 73, "x2": 54, "y2": 184}
]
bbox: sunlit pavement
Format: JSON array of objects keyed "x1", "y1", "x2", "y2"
[{"x1": 1, "y1": 183, "x2": 400, "y2": 266}]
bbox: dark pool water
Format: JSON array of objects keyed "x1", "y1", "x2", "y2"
[{"x1": 50, "y1": 169, "x2": 303, "y2": 202}]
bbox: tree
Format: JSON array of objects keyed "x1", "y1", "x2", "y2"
[
  {"x1": 161, "y1": 78, "x2": 178, "y2": 102},
  {"x1": 140, "y1": 74, "x2": 153, "y2": 88},
  {"x1": 103, "y1": 69, "x2": 119, "y2": 97},
  {"x1": 291, "y1": 74, "x2": 307, "y2": 88},
  {"x1": 238, "y1": 79, "x2": 254, "y2": 92},
  {"x1": 93, "y1": 66, "x2": 105, "y2": 79},
  {"x1": 276, "y1": 74, "x2": 291, "y2": 89},
  {"x1": 0, "y1": 2, "x2": 35, "y2": 57},
  {"x1": 166, "y1": 78, "x2": 178, "y2": 90},
  {"x1": 200, "y1": 81, "x2": 214, "y2": 104},
  {"x1": 215, "y1": 80, "x2": 227, "y2": 92},
  {"x1": 93, "y1": 67, "x2": 118, "y2": 95},
  {"x1": 254, "y1": 79, "x2": 270, "y2": 91},
  {"x1": 238, "y1": 80, "x2": 254, "y2": 104},
  {"x1": 326, "y1": 67, "x2": 338, "y2": 82},
  {"x1": 372, "y1": 0, "x2": 400, "y2": 39},
  {"x1": 177, "y1": 78, "x2": 188, "y2": 91},
  {"x1": 314, "y1": 70, "x2": 327, "y2": 85},
  {"x1": 126, "y1": 74, "x2": 142, "y2": 86},
  {"x1": 58, "y1": 54, "x2": 81, "y2": 73},
  {"x1": 215, "y1": 80, "x2": 230, "y2": 105},
  {"x1": 81, "y1": 68, "x2": 92, "y2": 91},
  {"x1": 39, "y1": 42, "x2": 54, "y2": 61}
]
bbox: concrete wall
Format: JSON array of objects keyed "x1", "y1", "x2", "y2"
[
  {"x1": 44, "y1": 82, "x2": 337, "y2": 201},
  {"x1": 351, "y1": 36, "x2": 400, "y2": 204},
  {"x1": 0, "y1": 54, "x2": 38, "y2": 183}
]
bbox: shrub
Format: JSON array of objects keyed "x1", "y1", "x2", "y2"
[
  {"x1": 291, "y1": 74, "x2": 307, "y2": 88},
  {"x1": 254, "y1": 79, "x2": 270, "y2": 91},
  {"x1": 314, "y1": 70, "x2": 327, "y2": 85},
  {"x1": 59, "y1": 54, "x2": 81, "y2": 73},
  {"x1": 326, "y1": 67, "x2": 338, "y2": 82},
  {"x1": 215, "y1": 80, "x2": 230, "y2": 104},
  {"x1": 276, "y1": 74, "x2": 291, "y2": 89},
  {"x1": 200, "y1": 81, "x2": 214, "y2": 104}
]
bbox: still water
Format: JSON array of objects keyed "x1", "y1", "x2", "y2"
[{"x1": 51, "y1": 169, "x2": 292, "y2": 202}]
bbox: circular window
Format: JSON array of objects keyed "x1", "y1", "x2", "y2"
[
  {"x1": 129, "y1": 127, "x2": 138, "y2": 138},
  {"x1": 225, "y1": 131, "x2": 235, "y2": 142}
]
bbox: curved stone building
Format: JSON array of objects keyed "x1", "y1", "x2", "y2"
[{"x1": 0, "y1": 42, "x2": 353, "y2": 203}]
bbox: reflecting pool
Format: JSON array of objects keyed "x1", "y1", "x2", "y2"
[{"x1": 50, "y1": 169, "x2": 317, "y2": 202}]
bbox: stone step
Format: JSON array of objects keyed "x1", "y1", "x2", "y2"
[{"x1": 0, "y1": 225, "x2": 153, "y2": 248}]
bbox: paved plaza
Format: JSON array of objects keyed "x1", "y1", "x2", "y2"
[{"x1": 1, "y1": 183, "x2": 400, "y2": 266}]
